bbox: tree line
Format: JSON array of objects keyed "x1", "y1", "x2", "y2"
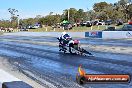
[{"x1": 0, "y1": 0, "x2": 132, "y2": 28}]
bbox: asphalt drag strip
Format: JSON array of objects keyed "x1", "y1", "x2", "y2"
[{"x1": 0, "y1": 39, "x2": 132, "y2": 88}]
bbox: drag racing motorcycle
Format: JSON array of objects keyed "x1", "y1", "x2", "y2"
[{"x1": 57, "y1": 36, "x2": 93, "y2": 56}]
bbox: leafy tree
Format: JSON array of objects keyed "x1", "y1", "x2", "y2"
[
  {"x1": 8, "y1": 8, "x2": 19, "y2": 28},
  {"x1": 75, "y1": 9, "x2": 86, "y2": 22},
  {"x1": 127, "y1": 4, "x2": 132, "y2": 18},
  {"x1": 7, "y1": 0, "x2": 132, "y2": 28},
  {"x1": 93, "y1": 2, "x2": 114, "y2": 21},
  {"x1": 87, "y1": 10, "x2": 96, "y2": 21},
  {"x1": 38, "y1": 14, "x2": 61, "y2": 26},
  {"x1": 62, "y1": 8, "x2": 77, "y2": 22},
  {"x1": 0, "y1": 20, "x2": 11, "y2": 28},
  {"x1": 114, "y1": 0, "x2": 132, "y2": 20},
  {"x1": 93, "y1": 2, "x2": 111, "y2": 12}
]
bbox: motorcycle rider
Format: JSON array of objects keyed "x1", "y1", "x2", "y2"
[
  {"x1": 57, "y1": 32, "x2": 93, "y2": 55},
  {"x1": 58, "y1": 32, "x2": 72, "y2": 51},
  {"x1": 58, "y1": 31, "x2": 72, "y2": 45}
]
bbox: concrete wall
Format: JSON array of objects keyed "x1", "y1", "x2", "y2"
[
  {"x1": 4, "y1": 31, "x2": 132, "y2": 39},
  {"x1": 102, "y1": 31, "x2": 132, "y2": 39},
  {"x1": 4, "y1": 32, "x2": 85, "y2": 38},
  {"x1": 85, "y1": 31, "x2": 132, "y2": 39}
]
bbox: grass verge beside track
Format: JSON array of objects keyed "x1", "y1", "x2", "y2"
[
  {"x1": 28, "y1": 25, "x2": 123, "y2": 32},
  {"x1": 0, "y1": 32, "x2": 3, "y2": 35}
]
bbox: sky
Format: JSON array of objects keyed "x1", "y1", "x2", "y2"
[{"x1": 0, "y1": 0, "x2": 118, "y2": 20}]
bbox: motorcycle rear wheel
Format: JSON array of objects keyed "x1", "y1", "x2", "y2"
[{"x1": 69, "y1": 47, "x2": 76, "y2": 54}]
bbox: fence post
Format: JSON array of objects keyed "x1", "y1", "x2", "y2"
[
  {"x1": 54, "y1": 28, "x2": 55, "y2": 31},
  {"x1": 106, "y1": 25, "x2": 108, "y2": 29},
  {"x1": 98, "y1": 25, "x2": 99, "y2": 30},
  {"x1": 46, "y1": 27, "x2": 47, "y2": 31},
  {"x1": 91, "y1": 26, "x2": 93, "y2": 30}
]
